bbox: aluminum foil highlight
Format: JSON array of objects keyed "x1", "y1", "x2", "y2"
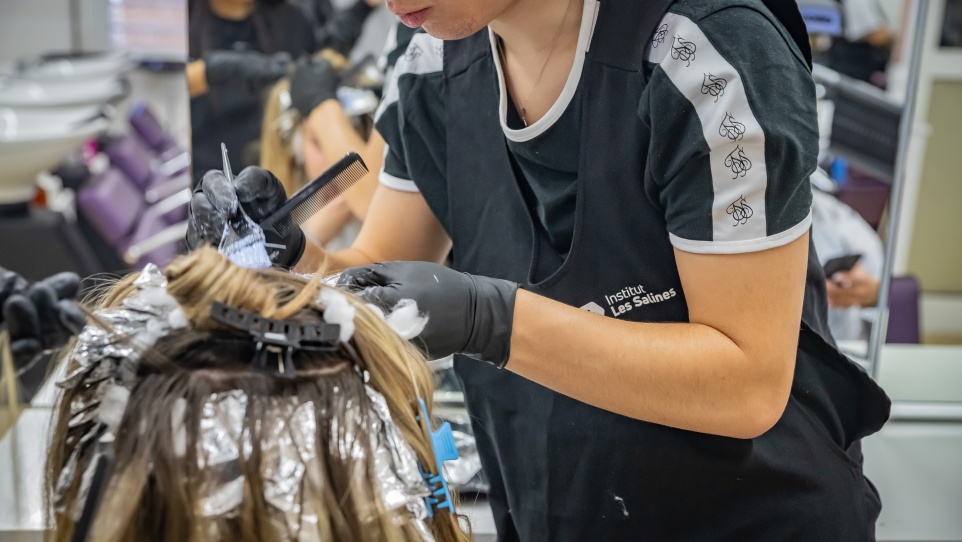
[
  {"x1": 196, "y1": 390, "x2": 249, "y2": 519},
  {"x1": 54, "y1": 264, "x2": 187, "y2": 518},
  {"x1": 365, "y1": 386, "x2": 434, "y2": 541},
  {"x1": 261, "y1": 398, "x2": 320, "y2": 541}
]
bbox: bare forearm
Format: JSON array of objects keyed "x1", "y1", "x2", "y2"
[
  {"x1": 294, "y1": 241, "x2": 376, "y2": 275},
  {"x1": 507, "y1": 290, "x2": 794, "y2": 439},
  {"x1": 187, "y1": 60, "x2": 209, "y2": 98},
  {"x1": 307, "y1": 102, "x2": 382, "y2": 219}
]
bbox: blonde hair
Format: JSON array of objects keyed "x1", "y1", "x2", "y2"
[
  {"x1": 260, "y1": 49, "x2": 371, "y2": 196},
  {"x1": 46, "y1": 248, "x2": 470, "y2": 542}
]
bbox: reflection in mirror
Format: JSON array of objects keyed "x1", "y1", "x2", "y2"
[
  {"x1": 0, "y1": 0, "x2": 191, "y2": 345},
  {"x1": 186, "y1": 0, "x2": 392, "y2": 251},
  {"x1": 805, "y1": 0, "x2": 906, "y2": 363},
  {"x1": 0, "y1": 0, "x2": 191, "y2": 536}
]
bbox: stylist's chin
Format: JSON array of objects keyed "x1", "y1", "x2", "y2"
[{"x1": 387, "y1": 0, "x2": 493, "y2": 40}]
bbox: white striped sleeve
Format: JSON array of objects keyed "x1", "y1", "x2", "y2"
[{"x1": 645, "y1": 11, "x2": 815, "y2": 254}]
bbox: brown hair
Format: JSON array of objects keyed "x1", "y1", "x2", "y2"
[{"x1": 46, "y1": 248, "x2": 470, "y2": 542}]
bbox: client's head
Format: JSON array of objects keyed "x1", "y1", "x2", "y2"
[{"x1": 46, "y1": 247, "x2": 467, "y2": 542}]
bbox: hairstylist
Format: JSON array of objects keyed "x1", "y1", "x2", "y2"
[
  {"x1": 186, "y1": 0, "x2": 314, "y2": 183},
  {"x1": 188, "y1": 0, "x2": 892, "y2": 538}
]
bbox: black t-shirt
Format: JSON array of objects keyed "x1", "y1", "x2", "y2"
[
  {"x1": 190, "y1": 7, "x2": 314, "y2": 183},
  {"x1": 293, "y1": 0, "x2": 372, "y2": 56},
  {"x1": 504, "y1": 88, "x2": 581, "y2": 257},
  {"x1": 375, "y1": 0, "x2": 817, "y2": 259}
]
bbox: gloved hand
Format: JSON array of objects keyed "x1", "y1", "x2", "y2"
[
  {"x1": 0, "y1": 267, "x2": 29, "y2": 308},
  {"x1": 338, "y1": 262, "x2": 518, "y2": 367},
  {"x1": 1, "y1": 269, "x2": 86, "y2": 369},
  {"x1": 186, "y1": 167, "x2": 306, "y2": 269},
  {"x1": 203, "y1": 50, "x2": 292, "y2": 92},
  {"x1": 289, "y1": 57, "x2": 340, "y2": 117}
]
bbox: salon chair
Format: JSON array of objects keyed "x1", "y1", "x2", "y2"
[
  {"x1": 129, "y1": 102, "x2": 183, "y2": 160},
  {"x1": 102, "y1": 134, "x2": 189, "y2": 224},
  {"x1": 77, "y1": 166, "x2": 187, "y2": 270},
  {"x1": 835, "y1": 172, "x2": 891, "y2": 231},
  {"x1": 887, "y1": 275, "x2": 922, "y2": 344}
]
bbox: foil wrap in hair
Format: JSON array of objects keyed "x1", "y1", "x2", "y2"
[
  {"x1": 196, "y1": 390, "x2": 249, "y2": 519},
  {"x1": 365, "y1": 386, "x2": 434, "y2": 541},
  {"x1": 54, "y1": 264, "x2": 186, "y2": 519},
  {"x1": 260, "y1": 397, "x2": 322, "y2": 542},
  {"x1": 443, "y1": 430, "x2": 482, "y2": 486}
]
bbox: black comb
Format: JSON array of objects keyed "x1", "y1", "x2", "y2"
[{"x1": 258, "y1": 152, "x2": 368, "y2": 236}]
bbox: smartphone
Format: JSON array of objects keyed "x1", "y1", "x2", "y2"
[{"x1": 823, "y1": 254, "x2": 861, "y2": 278}]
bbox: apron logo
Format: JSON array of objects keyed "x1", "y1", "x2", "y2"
[
  {"x1": 671, "y1": 36, "x2": 696, "y2": 67},
  {"x1": 724, "y1": 145, "x2": 752, "y2": 179},
  {"x1": 719, "y1": 112, "x2": 746, "y2": 141},
  {"x1": 652, "y1": 24, "x2": 669, "y2": 48},
  {"x1": 594, "y1": 284, "x2": 679, "y2": 318},
  {"x1": 580, "y1": 302, "x2": 606, "y2": 315},
  {"x1": 726, "y1": 195, "x2": 754, "y2": 226},
  {"x1": 701, "y1": 73, "x2": 727, "y2": 103}
]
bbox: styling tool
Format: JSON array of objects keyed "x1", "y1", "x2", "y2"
[
  {"x1": 416, "y1": 398, "x2": 458, "y2": 516},
  {"x1": 216, "y1": 143, "x2": 272, "y2": 268},
  {"x1": 258, "y1": 152, "x2": 368, "y2": 237}
]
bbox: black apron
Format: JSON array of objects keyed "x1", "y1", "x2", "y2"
[{"x1": 442, "y1": 0, "x2": 891, "y2": 539}]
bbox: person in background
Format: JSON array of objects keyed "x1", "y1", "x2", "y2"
[
  {"x1": 294, "y1": 0, "x2": 385, "y2": 56},
  {"x1": 820, "y1": 0, "x2": 894, "y2": 85},
  {"x1": 261, "y1": 53, "x2": 382, "y2": 248},
  {"x1": 258, "y1": 22, "x2": 421, "y2": 249},
  {"x1": 811, "y1": 183, "x2": 884, "y2": 341},
  {"x1": 186, "y1": 0, "x2": 315, "y2": 183}
]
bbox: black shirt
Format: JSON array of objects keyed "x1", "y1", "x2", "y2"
[
  {"x1": 375, "y1": 1, "x2": 817, "y2": 259},
  {"x1": 189, "y1": 6, "x2": 314, "y2": 183},
  {"x1": 293, "y1": 0, "x2": 373, "y2": 56},
  {"x1": 504, "y1": 90, "x2": 581, "y2": 257}
]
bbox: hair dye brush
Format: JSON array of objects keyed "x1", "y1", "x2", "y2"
[
  {"x1": 258, "y1": 152, "x2": 368, "y2": 237},
  {"x1": 216, "y1": 143, "x2": 273, "y2": 269}
]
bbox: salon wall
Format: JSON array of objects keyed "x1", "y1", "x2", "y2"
[
  {"x1": 0, "y1": 0, "x2": 110, "y2": 64},
  {"x1": 907, "y1": 81, "x2": 962, "y2": 291}
]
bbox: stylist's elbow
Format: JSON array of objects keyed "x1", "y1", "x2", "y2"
[{"x1": 733, "y1": 353, "x2": 795, "y2": 439}]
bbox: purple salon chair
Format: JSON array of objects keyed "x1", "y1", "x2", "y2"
[
  {"x1": 129, "y1": 101, "x2": 180, "y2": 158},
  {"x1": 76, "y1": 166, "x2": 144, "y2": 249},
  {"x1": 77, "y1": 166, "x2": 188, "y2": 270},
  {"x1": 835, "y1": 173, "x2": 892, "y2": 231},
  {"x1": 886, "y1": 275, "x2": 921, "y2": 344},
  {"x1": 126, "y1": 205, "x2": 185, "y2": 269},
  {"x1": 102, "y1": 134, "x2": 190, "y2": 223}
]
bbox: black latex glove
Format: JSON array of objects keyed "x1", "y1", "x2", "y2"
[
  {"x1": 289, "y1": 57, "x2": 340, "y2": 117},
  {"x1": 186, "y1": 167, "x2": 306, "y2": 269},
  {"x1": 338, "y1": 262, "x2": 518, "y2": 367},
  {"x1": 0, "y1": 267, "x2": 29, "y2": 308},
  {"x1": 203, "y1": 50, "x2": 292, "y2": 92},
  {"x1": 1, "y1": 271, "x2": 86, "y2": 369}
]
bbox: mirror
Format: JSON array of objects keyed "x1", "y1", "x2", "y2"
[
  {"x1": 0, "y1": 0, "x2": 191, "y2": 535},
  {"x1": 185, "y1": 0, "x2": 392, "y2": 185},
  {"x1": 804, "y1": 0, "x2": 907, "y2": 364}
]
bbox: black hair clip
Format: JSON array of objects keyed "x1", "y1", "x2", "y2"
[{"x1": 210, "y1": 301, "x2": 341, "y2": 378}]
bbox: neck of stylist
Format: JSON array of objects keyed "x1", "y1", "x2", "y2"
[{"x1": 489, "y1": 0, "x2": 582, "y2": 126}]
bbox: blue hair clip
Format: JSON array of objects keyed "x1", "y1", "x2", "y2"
[{"x1": 417, "y1": 398, "x2": 458, "y2": 517}]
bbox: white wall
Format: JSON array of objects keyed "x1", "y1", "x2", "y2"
[
  {"x1": 0, "y1": 0, "x2": 110, "y2": 65},
  {"x1": 0, "y1": 0, "x2": 73, "y2": 64}
]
